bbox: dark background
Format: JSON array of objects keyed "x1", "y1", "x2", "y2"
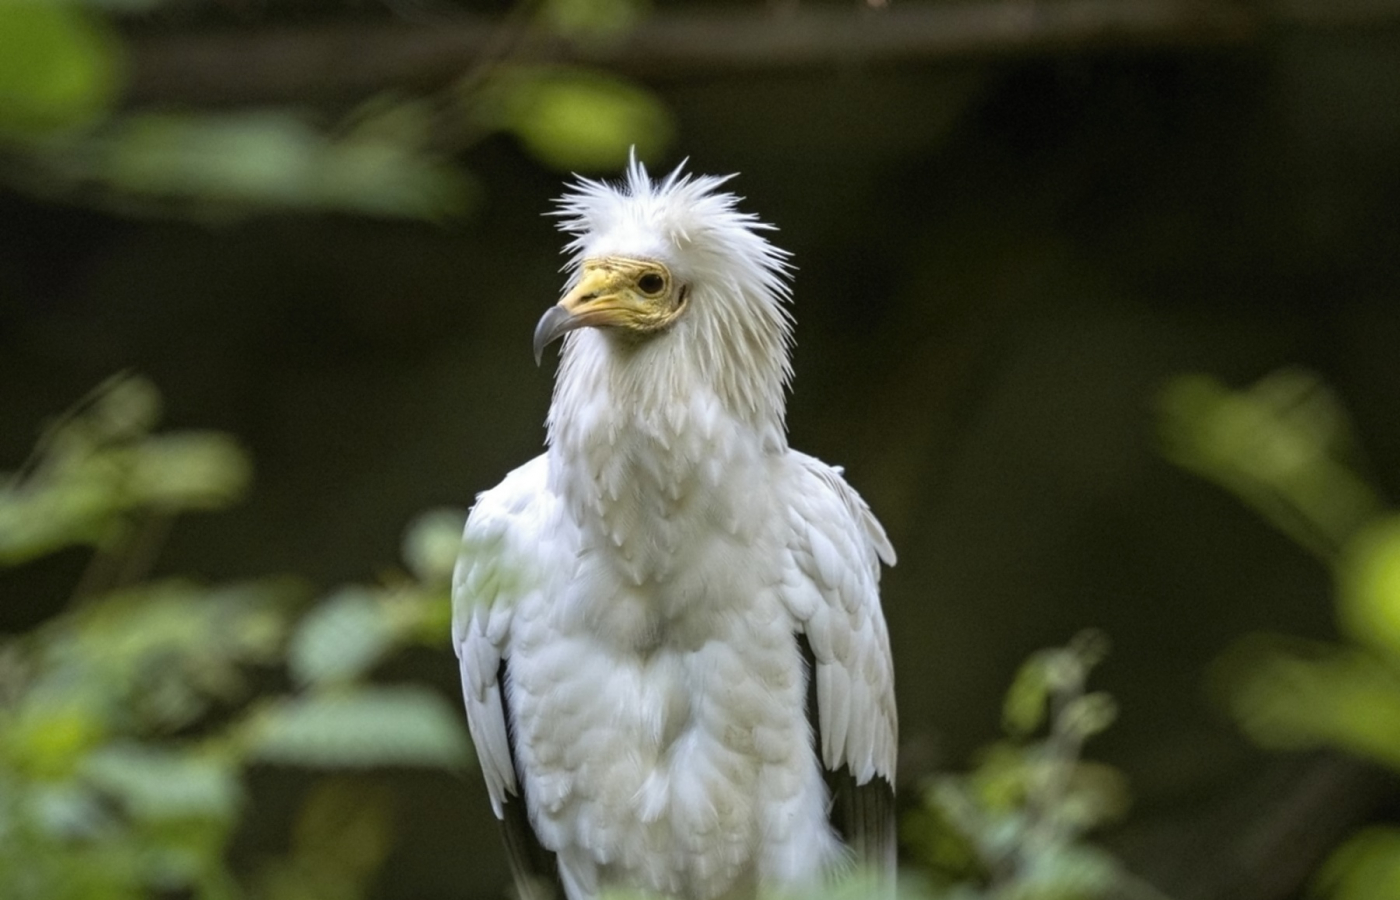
[{"x1": 5, "y1": 9, "x2": 1400, "y2": 897}]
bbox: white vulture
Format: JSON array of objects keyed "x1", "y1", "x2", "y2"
[{"x1": 452, "y1": 158, "x2": 897, "y2": 900}]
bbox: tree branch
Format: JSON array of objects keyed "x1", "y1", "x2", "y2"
[{"x1": 124, "y1": 0, "x2": 1400, "y2": 107}]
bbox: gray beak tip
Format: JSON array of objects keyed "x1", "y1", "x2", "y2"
[{"x1": 533, "y1": 305, "x2": 579, "y2": 367}]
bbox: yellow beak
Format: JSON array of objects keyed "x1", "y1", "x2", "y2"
[{"x1": 533, "y1": 259, "x2": 678, "y2": 364}]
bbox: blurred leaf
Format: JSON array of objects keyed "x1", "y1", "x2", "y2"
[
  {"x1": 18, "y1": 579, "x2": 293, "y2": 736},
  {"x1": 1002, "y1": 632, "x2": 1109, "y2": 740},
  {"x1": 1065, "y1": 630, "x2": 1110, "y2": 671},
  {"x1": 245, "y1": 687, "x2": 472, "y2": 768},
  {"x1": 902, "y1": 797, "x2": 982, "y2": 884},
  {"x1": 1031, "y1": 761, "x2": 1132, "y2": 836},
  {"x1": 20, "y1": 780, "x2": 112, "y2": 840},
  {"x1": 1338, "y1": 515, "x2": 1400, "y2": 659},
  {"x1": 967, "y1": 742, "x2": 1031, "y2": 812},
  {"x1": 478, "y1": 66, "x2": 673, "y2": 172},
  {"x1": 82, "y1": 371, "x2": 164, "y2": 442},
  {"x1": 0, "y1": 375, "x2": 251, "y2": 564},
  {"x1": 2, "y1": 695, "x2": 108, "y2": 779},
  {"x1": 40, "y1": 111, "x2": 472, "y2": 219},
  {"x1": 1011, "y1": 842, "x2": 1120, "y2": 900},
  {"x1": 0, "y1": 2, "x2": 121, "y2": 136},
  {"x1": 82, "y1": 743, "x2": 241, "y2": 821},
  {"x1": 0, "y1": 466, "x2": 122, "y2": 562},
  {"x1": 71, "y1": 579, "x2": 287, "y2": 669},
  {"x1": 1003, "y1": 654, "x2": 1053, "y2": 738},
  {"x1": 1315, "y1": 827, "x2": 1400, "y2": 900},
  {"x1": 400, "y1": 507, "x2": 466, "y2": 584},
  {"x1": 1217, "y1": 635, "x2": 1400, "y2": 772},
  {"x1": 1158, "y1": 371, "x2": 1380, "y2": 559},
  {"x1": 539, "y1": 0, "x2": 645, "y2": 39},
  {"x1": 1058, "y1": 693, "x2": 1117, "y2": 742},
  {"x1": 125, "y1": 432, "x2": 252, "y2": 511},
  {"x1": 288, "y1": 588, "x2": 394, "y2": 687}
]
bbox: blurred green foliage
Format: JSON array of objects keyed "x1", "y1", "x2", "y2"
[
  {"x1": 1, "y1": 378, "x2": 1181, "y2": 900},
  {"x1": 1159, "y1": 368, "x2": 1400, "y2": 900},
  {"x1": 0, "y1": 373, "x2": 470, "y2": 900},
  {"x1": 903, "y1": 632, "x2": 1166, "y2": 900},
  {"x1": 0, "y1": 0, "x2": 672, "y2": 218}
]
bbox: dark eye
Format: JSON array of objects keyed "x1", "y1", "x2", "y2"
[{"x1": 637, "y1": 273, "x2": 666, "y2": 295}]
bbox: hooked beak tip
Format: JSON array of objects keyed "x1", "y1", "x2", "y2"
[{"x1": 533, "y1": 304, "x2": 579, "y2": 366}]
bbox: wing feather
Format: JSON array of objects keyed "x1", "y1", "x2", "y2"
[
  {"x1": 453, "y1": 454, "x2": 568, "y2": 897},
  {"x1": 780, "y1": 451, "x2": 897, "y2": 876}
]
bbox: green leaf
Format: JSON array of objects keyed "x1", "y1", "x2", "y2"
[
  {"x1": 22, "y1": 782, "x2": 112, "y2": 840},
  {"x1": 245, "y1": 687, "x2": 472, "y2": 768},
  {"x1": 539, "y1": 0, "x2": 645, "y2": 39},
  {"x1": 1059, "y1": 692, "x2": 1118, "y2": 742},
  {"x1": 400, "y1": 507, "x2": 466, "y2": 584},
  {"x1": 0, "y1": 469, "x2": 121, "y2": 563},
  {"x1": 1003, "y1": 653, "x2": 1053, "y2": 738},
  {"x1": 0, "y1": 3, "x2": 122, "y2": 136},
  {"x1": 1157, "y1": 371, "x2": 1380, "y2": 559},
  {"x1": 82, "y1": 744, "x2": 241, "y2": 821},
  {"x1": 126, "y1": 432, "x2": 252, "y2": 511},
  {"x1": 58, "y1": 111, "x2": 472, "y2": 219},
  {"x1": 1066, "y1": 629, "x2": 1110, "y2": 670},
  {"x1": 1056, "y1": 762, "x2": 1130, "y2": 832},
  {"x1": 288, "y1": 588, "x2": 395, "y2": 686},
  {"x1": 86, "y1": 372, "x2": 163, "y2": 442},
  {"x1": 1010, "y1": 842, "x2": 1120, "y2": 900},
  {"x1": 479, "y1": 66, "x2": 673, "y2": 172},
  {"x1": 1316, "y1": 827, "x2": 1400, "y2": 900},
  {"x1": 1339, "y1": 516, "x2": 1400, "y2": 659},
  {"x1": 2, "y1": 695, "x2": 108, "y2": 779},
  {"x1": 1218, "y1": 635, "x2": 1400, "y2": 772}
]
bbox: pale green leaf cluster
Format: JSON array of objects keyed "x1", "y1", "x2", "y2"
[
  {"x1": 1159, "y1": 368, "x2": 1400, "y2": 900},
  {"x1": 903, "y1": 633, "x2": 1160, "y2": 900},
  {"x1": 0, "y1": 375, "x2": 471, "y2": 900},
  {"x1": 0, "y1": 374, "x2": 249, "y2": 563}
]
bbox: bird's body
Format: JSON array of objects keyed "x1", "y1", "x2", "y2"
[{"x1": 454, "y1": 160, "x2": 896, "y2": 900}]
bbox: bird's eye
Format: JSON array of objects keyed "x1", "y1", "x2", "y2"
[{"x1": 637, "y1": 273, "x2": 666, "y2": 295}]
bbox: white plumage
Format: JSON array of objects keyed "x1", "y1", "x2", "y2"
[{"x1": 453, "y1": 159, "x2": 897, "y2": 900}]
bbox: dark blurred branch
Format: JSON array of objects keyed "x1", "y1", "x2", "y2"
[{"x1": 126, "y1": 0, "x2": 1400, "y2": 107}]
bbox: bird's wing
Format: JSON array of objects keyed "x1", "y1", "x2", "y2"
[
  {"x1": 779, "y1": 451, "x2": 898, "y2": 873},
  {"x1": 453, "y1": 454, "x2": 565, "y2": 898}
]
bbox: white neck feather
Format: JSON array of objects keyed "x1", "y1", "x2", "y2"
[{"x1": 541, "y1": 160, "x2": 797, "y2": 556}]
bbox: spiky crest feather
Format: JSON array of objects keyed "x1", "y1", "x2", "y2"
[{"x1": 546, "y1": 158, "x2": 796, "y2": 448}]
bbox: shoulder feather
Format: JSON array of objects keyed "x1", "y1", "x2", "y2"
[{"x1": 779, "y1": 451, "x2": 897, "y2": 784}]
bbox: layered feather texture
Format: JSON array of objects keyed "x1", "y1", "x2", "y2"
[{"x1": 453, "y1": 159, "x2": 896, "y2": 900}]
